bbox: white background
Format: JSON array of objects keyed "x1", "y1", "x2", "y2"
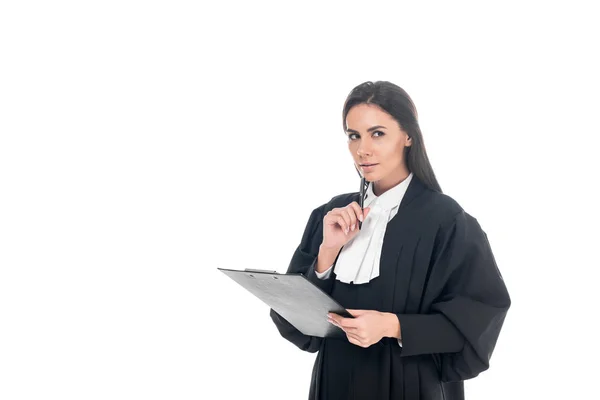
[{"x1": 1, "y1": 1, "x2": 599, "y2": 399}]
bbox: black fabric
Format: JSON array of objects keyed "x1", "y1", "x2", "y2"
[{"x1": 270, "y1": 176, "x2": 511, "y2": 399}]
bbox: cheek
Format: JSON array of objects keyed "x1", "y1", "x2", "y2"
[{"x1": 381, "y1": 146, "x2": 403, "y2": 163}]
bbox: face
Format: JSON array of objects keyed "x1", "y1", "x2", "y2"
[{"x1": 345, "y1": 103, "x2": 412, "y2": 194}]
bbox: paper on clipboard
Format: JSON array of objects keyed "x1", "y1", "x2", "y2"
[{"x1": 218, "y1": 267, "x2": 352, "y2": 338}]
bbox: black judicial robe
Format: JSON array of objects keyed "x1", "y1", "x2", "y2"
[{"x1": 270, "y1": 176, "x2": 511, "y2": 400}]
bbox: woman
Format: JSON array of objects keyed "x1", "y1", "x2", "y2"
[{"x1": 270, "y1": 81, "x2": 511, "y2": 400}]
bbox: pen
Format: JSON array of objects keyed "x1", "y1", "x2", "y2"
[{"x1": 359, "y1": 177, "x2": 366, "y2": 230}]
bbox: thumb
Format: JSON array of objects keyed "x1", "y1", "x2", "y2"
[
  {"x1": 346, "y1": 309, "x2": 368, "y2": 317},
  {"x1": 362, "y1": 207, "x2": 371, "y2": 221}
]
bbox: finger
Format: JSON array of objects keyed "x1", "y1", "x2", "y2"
[
  {"x1": 338, "y1": 317, "x2": 360, "y2": 329},
  {"x1": 346, "y1": 309, "x2": 368, "y2": 317},
  {"x1": 350, "y1": 201, "x2": 370, "y2": 223},
  {"x1": 349, "y1": 202, "x2": 364, "y2": 223},
  {"x1": 341, "y1": 325, "x2": 359, "y2": 333},
  {"x1": 325, "y1": 211, "x2": 349, "y2": 234},
  {"x1": 339, "y1": 209, "x2": 354, "y2": 233},
  {"x1": 335, "y1": 215, "x2": 350, "y2": 235},
  {"x1": 343, "y1": 206, "x2": 358, "y2": 231},
  {"x1": 327, "y1": 209, "x2": 350, "y2": 234},
  {"x1": 330, "y1": 317, "x2": 357, "y2": 331},
  {"x1": 331, "y1": 322, "x2": 358, "y2": 337},
  {"x1": 327, "y1": 313, "x2": 344, "y2": 326},
  {"x1": 328, "y1": 319, "x2": 341, "y2": 329},
  {"x1": 327, "y1": 314, "x2": 339, "y2": 325},
  {"x1": 363, "y1": 206, "x2": 371, "y2": 220},
  {"x1": 324, "y1": 209, "x2": 340, "y2": 225},
  {"x1": 329, "y1": 315, "x2": 358, "y2": 334},
  {"x1": 323, "y1": 210, "x2": 338, "y2": 226}
]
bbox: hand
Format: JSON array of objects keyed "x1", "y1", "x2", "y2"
[
  {"x1": 322, "y1": 202, "x2": 371, "y2": 250},
  {"x1": 328, "y1": 309, "x2": 399, "y2": 348}
]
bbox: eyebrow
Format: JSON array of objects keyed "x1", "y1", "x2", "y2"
[{"x1": 346, "y1": 125, "x2": 387, "y2": 134}]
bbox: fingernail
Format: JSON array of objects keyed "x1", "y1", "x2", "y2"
[
  {"x1": 359, "y1": 214, "x2": 363, "y2": 222},
  {"x1": 345, "y1": 228, "x2": 348, "y2": 235},
  {"x1": 351, "y1": 224, "x2": 355, "y2": 231}
]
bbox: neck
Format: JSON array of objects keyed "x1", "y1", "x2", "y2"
[{"x1": 373, "y1": 167, "x2": 411, "y2": 196}]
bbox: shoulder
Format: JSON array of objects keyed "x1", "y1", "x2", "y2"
[
  {"x1": 414, "y1": 182, "x2": 485, "y2": 238},
  {"x1": 404, "y1": 180, "x2": 465, "y2": 226},
  {"x1": 424, "y1": 191, "x2": 485, "y2": 238},
  {"x1": 427, "y1": 191, "x2": 464, "y2": 221}
]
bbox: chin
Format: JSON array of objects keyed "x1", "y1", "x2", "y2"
[{"x1": 364, "y1": 173, "x2": 380, "y2": 182}]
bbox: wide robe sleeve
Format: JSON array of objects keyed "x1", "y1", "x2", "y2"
[
  {"x1": 269, "y1": 204, "x2": 339, "y2": 353},
  {"x1": 396, "y1": 210, "x2": 511, "y2": 382}
]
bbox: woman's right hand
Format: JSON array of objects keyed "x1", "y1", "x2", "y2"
[{"x1": 322, "y1": 201, "x2": 371, "y2": 250}]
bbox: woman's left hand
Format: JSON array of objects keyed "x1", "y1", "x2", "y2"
[{"x1": 328, "y1": 309, "x2": 400, "y2": 348}]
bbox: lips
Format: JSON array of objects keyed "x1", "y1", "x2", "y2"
[{"x1": 360, "y1": 163, "x2": 378, "y2": 173}]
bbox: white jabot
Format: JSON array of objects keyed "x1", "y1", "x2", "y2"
[{"x1": 332, "y1": 173, "x2": 413, "y2": 285}]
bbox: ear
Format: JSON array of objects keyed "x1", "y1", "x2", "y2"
[{"x1": 405, "y1": 136, "x2": 412, "y2": 147}]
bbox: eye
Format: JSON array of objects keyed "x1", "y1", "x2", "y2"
[{"x1": 348, "y1": 131, "x2": 385, "y2": 140}]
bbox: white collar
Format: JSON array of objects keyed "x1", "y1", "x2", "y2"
[
  {"x1": 364, "y1": 172, "x2": 414, "y2": 212},
  {"x1": 333, "y1": 171, "x2": 414, "y2": 285}
]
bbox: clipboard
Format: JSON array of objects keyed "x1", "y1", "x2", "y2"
[{"x1": 218, "y1": 267, "x2": 353, "y2": 338}]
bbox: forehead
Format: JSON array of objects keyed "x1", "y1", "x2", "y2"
[{"x1": 346, "y1": 104, "x2": 396, "y2": 129}]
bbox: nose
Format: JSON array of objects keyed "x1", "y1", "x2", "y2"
[{"x1": 356, "y1": 141, "x2": 373, "y2": 158}]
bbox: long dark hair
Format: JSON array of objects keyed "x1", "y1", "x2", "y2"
[{"x1": 342, "y1": 81, "x2": 442, "y2": 193}]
